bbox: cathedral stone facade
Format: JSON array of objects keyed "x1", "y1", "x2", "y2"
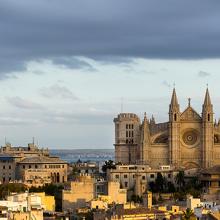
[{"x1": 114, "y1": 88, "x2": 220, "y2": 169}]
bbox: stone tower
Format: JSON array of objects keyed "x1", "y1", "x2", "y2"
[
  {"x1": 140, "y1": 113, "x2": 151, "y2": 165},
  {"x1": 202, "y1": 88, "x2": 214, "y2": 168},
  {"x1": 114, "y1": 113, "x2": 141, "y2": 164},
  {"x1": 168, "y1": 88, "x2": 181, "y2": 167}
]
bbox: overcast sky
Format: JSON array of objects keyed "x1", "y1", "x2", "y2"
[{"x1": 0, "y1": 0, "x2": 220, "y2": 148}]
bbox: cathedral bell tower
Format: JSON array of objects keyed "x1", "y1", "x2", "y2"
[
  {"x1": 169, "y1": 88, "x2": 181, "y2": 167},
  {"x1": 202, "y1": 88, "x2": 214, "y2": 168}
]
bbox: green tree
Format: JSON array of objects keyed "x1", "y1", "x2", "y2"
[
  {"x1": 175, "y1": 170, "x2": 185, "y2": 190},
  {"x1": 167, "y1": 181, "x2": 176, "y2": 193},
  {"x1": 155, "y1": 172, "x2": 164, "y2": 192},
  {"x1": 0, "y1": 183, "x2": 27, "y2": 199},
  {"x1": 182, "y1": 208, "x2": 193, "y2": 220}
]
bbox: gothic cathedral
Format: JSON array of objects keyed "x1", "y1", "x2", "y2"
[{"x1": 114, "y1": 88, "x2": 220, "y2": 169}]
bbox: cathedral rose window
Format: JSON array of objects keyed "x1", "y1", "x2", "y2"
[{"x1": 182, "y1": 130, "x2": 198, "y2": 146}]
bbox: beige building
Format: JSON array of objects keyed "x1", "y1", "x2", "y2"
[
  {"x1": 0, "y1": 144, "x2": 68, "y2": 185},
  {"x1": 62, "y1": 175, "x2": 127, "y2": 212},
  {"x1": 17, "y1": 156, "x2": 68, "y2": 186},
  {"x1": 108, "y1": 164, "x2": 177, "y2": 197},
  {"x1": 0, "y1": 142, "x2": 49, "y2": 157},
  {"x1": 62, "y1": 175, "x2": 95, "y2": 212},
  {"x1": 114, "y1": 88, "x2": 220, "y2": 169},
  {"x1": 0, "y1": 155, "x2": 21, "y2": 183}
]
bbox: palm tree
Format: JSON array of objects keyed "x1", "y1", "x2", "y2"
[
  {"x1": 102, "y1": 160, "x2": 116, "y2": 173},
  {"x1": 182, "y1": 208, "x2": 193, "y2": 220}
]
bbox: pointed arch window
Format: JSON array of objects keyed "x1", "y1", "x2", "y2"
[{"x1": 174, "y1": 114, "x2": 177, "y2": 121}]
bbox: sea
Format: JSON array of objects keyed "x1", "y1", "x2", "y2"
[{"x1": 50, "y1": 149, "x2": 114, "y2": 163}]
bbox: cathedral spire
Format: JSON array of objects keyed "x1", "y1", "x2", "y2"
[
  {"x1": 170, "y1": 88, "x2": 179, "y2": 108},
  {"x1": 169, "y1": 88, "x2": 180, "y2": 121},
  {"x1": 141, "y1": 112, "x2": 151, "y2": 164},
  {"x1": 203, "y1": 88, "x2": 212, "y2": 107},
  {"x1": 202, "y1": 88, "x2": 213, "y2": 123}
]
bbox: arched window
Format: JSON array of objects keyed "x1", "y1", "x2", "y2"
[
  {"x1": 208, "y1": 114, "x2": 210, "y2": 121},
  {"x1": 174, "y1": 114, "x2": 177, "y2": 121}
]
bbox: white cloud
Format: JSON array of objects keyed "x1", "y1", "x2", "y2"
[
  {"x1": 7, "y1": 96, "x2": 43, "y2": 110},
  {"x1": 39, "y1": 84, "x2": 78, "y2": 100}
]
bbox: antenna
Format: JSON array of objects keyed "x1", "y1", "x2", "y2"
[{"x1": 32, "y1": 137, "x2": 35, "y2": 145}]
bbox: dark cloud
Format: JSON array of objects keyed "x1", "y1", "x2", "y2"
[
  {"x1": 51, "y1": 57, "x2": 97, "y2": 72},
  {"x1": 1, "y1": 0, "x2": 220, "y2": 77},
  {"x1": 198, "y1": 71, "x2": 211, "y2": 77}
]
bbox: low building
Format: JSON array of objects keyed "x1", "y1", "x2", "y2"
[
  {"x1": 107, "y1": 164, "x2": 178, "y2": 197},
  {"x1": 62, "y1": 174, "x2": 127, "y2": 212},
  {"x1": 200, "y1": 165, "x2": 220, "y2": 198},
  {"x1": 17, "y1": 156, "x2": 68, "y2": 186},
  {"x1": 186, "y1": 195, "x2": 202, "y2": 210},
  {"x1": 0, "y1": 143, "x2": 68, "y2": 186},
  {"x1": 0, "y1": 142, "x2": 49, "y2": 157},
  {"x1": 72, "y1": 161, "x2": 99, "y2": 176},
  {"x1": 90, "y1": 182, "x2": 127, "y2": 210},
  {"x1": 32, "y1": 192, "x2": 55, "y2": 212},
  {"x1": 94, "y1": 206, "x2": 173, "y2": 220},
  {"x1": 0, "y1": 155, "x2": 21, "y2": 183},
  {"x1": 62, "y1": 175, "x2": 95, "y2": 212}
]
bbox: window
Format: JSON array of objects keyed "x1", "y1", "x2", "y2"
[
  {"x1": 168, "y1": 174, "x2": 171, "y2": 178},
  {"x1": 174, "y1": 114, "x2": 177, "y2": 121},
  {"x1": 3, "y1": 165, "x2": 5, "y2": 169},
  {"x1": 208, "y1": 114, "x2": 210, "y2": 121},
  {"x1": 29, "y1": 165, "x2": 31, "y2": 169},
  {"x1": 35, "y1": 165, "x2": 38, "y2": 169},
  {"x1": 9, "y1": 165, "x2": 11, "y2": 169},
  {"x1": 142, "y1": 176, "x2": 145, "y2": 180},
  {"x1": 115, "y1": 175, "x2": 119, "y2": 179},
  {"x1": 23, "y1": 165, "x2": 25, "y2": 169},
  {"x1": 124, "y1": 182, "x2": 128, "y2": 187},
  {"x1": 150, "y1": 174, "x2": 155, "y2": 178},
  {"x1": 124, "y1": 174, "x2": 128, "y2": 178},
  {"x1": 45, "y1": 165, "x2": 47, "y2": 168}
]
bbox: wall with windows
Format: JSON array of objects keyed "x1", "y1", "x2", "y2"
[{"x1": 0, "y1": 156, "x2": 17, "y2": 183}]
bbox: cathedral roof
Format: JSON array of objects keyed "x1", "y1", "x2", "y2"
[{"x1": 180, "y1": 106, "x2": 201, "y2": 121}]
